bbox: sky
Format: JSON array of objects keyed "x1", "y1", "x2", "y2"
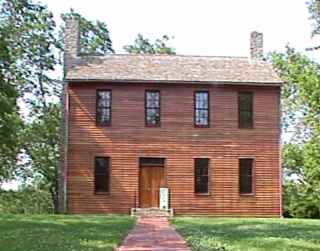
[
  {"x1": 2, "y1": 0, "x2": 318, "y2": 190},
  {"x1": 41, "y1": 0, "x2": 318, "y2": 58}
]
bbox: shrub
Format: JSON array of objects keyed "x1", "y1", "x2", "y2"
[{"x1": 0, "y1": 188, "x2": 53, "y2": 214}]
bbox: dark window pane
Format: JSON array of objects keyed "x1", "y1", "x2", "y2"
[
  {"x1": 196, "y1": 92, "x2": 208, "y2": 109},
  {"x1": 240, "y1": 175, "x2": 252, "y2": 194},
  {"x1": 98, "y1": 91, "x2": 111, "y2": 107},
  {"x1": 195, "y1": 158, "x2": 209, "y2": 169},
  {"x1": 97, "y1": 90, "x2": 111, "y2": 126},
  {"x1": 146, "y1": 91, "x2": 160, "y2": 126},
  {"x1": 239, "y1": 159, "x2": 253, "y2": 194},
  {"x1": 239, "y1": 92, "x2": 253, "y2": 128},
  {"x1": 195, "y1": 158, "x2": 209, "y2": 193},
  {"x1": 147, "y1": 92, "x2": 160, "y2": 107},
  {"x1": 147, "y1": 108, "x2": 160, "y2": 125},
  {"x1": 195, "y1": 91, "x2": 209, "y2": 126},
  {"x1": 240, "y1": 111, "x2": 252, "y2": 128},
  {"x1": 195, "y1": 110, "x2": 209, "y2": 125},
  {"x1": 239, "y1": 94, "x2": 252, "y2": 111},
  {"x1": 94, "y1": 157, "x2": 109, "y2": 193},
  {"x1": 95, "y1": 175, "x2": 108, "y2": 192},
  {"x1": 95, "y1": 157, "x2": 109, "y2": 174},
  {"x1": 97, "y1": 108, "x2": 111, "y2": 125}
]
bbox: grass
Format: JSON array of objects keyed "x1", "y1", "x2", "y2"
[
  {"x1": 172, "y1": 217, "x2": 320, "y2": 251},
  {"x1": 0, "y1": 214, "x2": 135, "y2": 251}
]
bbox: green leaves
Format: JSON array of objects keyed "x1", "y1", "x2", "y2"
[
  {"x1": 0, "y1": 12, "x2": 22, "y2": 183},
  {"x1": 124, "y1": 33, "x2": 176, "y2": 54},
  {"x1": 22, "y1": 103, "x2": 62, "y2": 212},
  {"x1": 307, "y1": 0, "x2": 320, "y2": 37},
  {"x1": 272, "y1": 47, "x2": 320, "y2": 140},
  {"x1": 1, "y1": 0, "x2": 60, "y2": 110},
  {"x1": 272, "y1": 48, "x2": 320, "y2": 218},
  {"x1": 0, "y1": 0, "x2": 118, "y2": 213}
]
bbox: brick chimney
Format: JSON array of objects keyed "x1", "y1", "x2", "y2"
[
  {"x1": 250, "y1": 31, "x2": 263, "y2": 60},
  {"x1": 64, "y1": 17, "x2": 80, "y2": 68}
]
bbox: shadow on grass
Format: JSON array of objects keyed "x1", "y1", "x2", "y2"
[
  {"x1": 173, "y1": 218, "x2": 320, "y2": 251},
  {"x1": 0, "y1": 214, "x2": 135, "y2": 251}
]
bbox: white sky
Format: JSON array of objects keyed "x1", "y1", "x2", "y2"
[
  {"x1": 2, "y1": 0, "x2": 318, "y2": 191},
  {"x1": 42, "y1": 0, "x2": 318, "y2": 58}
]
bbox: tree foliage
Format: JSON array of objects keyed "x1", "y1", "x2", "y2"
[
  {"x1": 1, "y1": 0, "x2": 59, "y2": 108},
  {"x1": 0, "y1": 0, "x2": 62, "y2": 212},
  {"x1": 307, "y1": 0, "x2": 320, "y2": 50},
  {"x1": 308, "y1": 0, "x2": 320, "y2": 36},
  {"x1": 124, "y1": 33, "x2": 176, "y2": 54},
  {"x1": 60, "y1": 9, "x2": 114, "y2": 55},
  {"x1": 272, "y1": 48, "x2": 320, "y2": 218},
  {"x1": 22, "y1": 104, "x2": 61, "y2": 212},
  {"x1": 0, "y1": 25, "x2": 22, "y2": 184},
  {"x1": 273, "y1": 47, "x2": 320, "y2": 137},
  {"x1": 0, "y1": 0, "x2": 116, "y2": 213},
  {"x1": 0, "y1": 186, "x2": 53, "y2": 214}
]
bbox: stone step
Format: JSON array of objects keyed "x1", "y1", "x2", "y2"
[{"x1": 131, "y1": 208, "x2": 174, "y2": 217}]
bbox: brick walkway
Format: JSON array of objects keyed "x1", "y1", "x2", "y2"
[{"x1": 117, "y1": 217, "x2": 191, "y2": 251}]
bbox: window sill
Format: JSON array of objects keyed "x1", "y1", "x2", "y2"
[
  {"x1": 240, "y1": 193, "x2": 255, "y2": 197},
  {"x1": 195, "y1": 192, "x2": 210, "y2": 196},
  {"x1": 96, "y1": 124, "x2": 111, "y2": 127},
  {"x1": 195, "y1": 125, "x2": 210, "y2": 128},
  {"x1": 94, "y1": 192, "x2": 110, "y2": 196}
]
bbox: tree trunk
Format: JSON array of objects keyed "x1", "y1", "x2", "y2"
[{"x1": 50, "y1": 184, "x2": 59, "y2": 214}]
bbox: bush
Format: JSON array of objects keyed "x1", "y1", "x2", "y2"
[{"x1": 0, "y1": 188, "x2": 53, "y2": 214}]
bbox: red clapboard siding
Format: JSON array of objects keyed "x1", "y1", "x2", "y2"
[{"x1": 67, "y1": 82, "x2": 281, "y2": 217}]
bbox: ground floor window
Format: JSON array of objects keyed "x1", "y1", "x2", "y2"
[
  {"x1": 194, "y1": 158, "x2": 209, "y2": 194},
  {"x1": 94, "y1": 157, "x2": 110, "y2": 193},
  {"x1": 239, "y1": 158, "x2": 254, "y2": 194}
]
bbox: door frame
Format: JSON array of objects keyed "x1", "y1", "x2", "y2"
[{"x1": 138, "y1": 157, "x2": 167, "y2": 208}]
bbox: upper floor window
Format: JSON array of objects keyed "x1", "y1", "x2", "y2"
[
  {"x1": 94, "y1": 157, "x2": 110, "y2": 193},
  {"x1": 238, "y1": 92, "x2": 253, "y2": 128},
  {"x1": 97, "y1": 90, "x2": 111, "y2": 126},
  {"x1": 145, "y1": 90, "x2": 160, "y2": 126},
  {"x1": 239, "y1": 158, "x2": 254, "y2": 195},
  {"x1": 195, "y1": 158, "x2": 209, "y2": 194},
  {"x1": 195, "y1": 91, "x2": 209, "y2": 127}
]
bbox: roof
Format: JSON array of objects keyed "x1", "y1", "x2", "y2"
[{"x1": 66, "y1": 54, "x2": 282, "y2": 85}]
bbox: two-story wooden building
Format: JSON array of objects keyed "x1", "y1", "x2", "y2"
[{"x1": 61, "y1": 18, "x2": 282, "y2": 216}]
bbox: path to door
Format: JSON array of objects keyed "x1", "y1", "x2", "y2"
[{"x1": 117, "y1": 217, "x2": 191, "y2": 251}]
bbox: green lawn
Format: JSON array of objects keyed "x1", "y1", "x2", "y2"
[
  {"x1": 0, "y1": 214, "x2": 135, "y2": 251},
  {"x1": 172, "y1": 217, "x2": 320, "y2": 251}
]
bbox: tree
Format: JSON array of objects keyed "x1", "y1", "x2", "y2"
[
  {"x1": 308, "y1": 0, "x2": 320, "y2": 36},
  {"x1": 307, "y1": 0, "x2": 320, "y2": 50},
  {"x1": 1, "y1": 0, "x2": 60, "y2": 109},
  {"x1": 23, "y1": 104, "x2": 61, "y2": 212},
  {"x1": 124, "y1": 33, "x2": 176, "y2": 54},
  {"x1": 1, "y1": 0, "x2": 61, "y2": 212},
  {"x1": 0, "y1": 27, "x2": 22, "y2": 184},
  {"x1": 60, "y1": 9, "x2": 114, "y2": 55},
  {"x1": 0, "y1": 0, "x2": 116, "y2": 213},
  {"x1": 272, "y1": 48, "x2": 320, "y2": 218}
]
